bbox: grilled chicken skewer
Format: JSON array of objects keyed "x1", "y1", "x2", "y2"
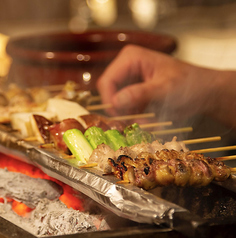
[
  {"x1": 107, "y1": 149, "x2": 231, "y2": 190},
  {"x1": 87, "y1": 136, "x2": 231, "y2": 190}
]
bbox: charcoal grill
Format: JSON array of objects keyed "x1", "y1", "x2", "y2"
[{"x1": 0, "y1": 123, "x2": 236, "y2": 238}]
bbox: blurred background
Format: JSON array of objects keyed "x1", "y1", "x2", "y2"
[
  {"x1": 1, "y1": 0, "x2": 236, "y2": 160},
  {"x1": 1, "y1": 0, "x2": 236, "y2": 77}
]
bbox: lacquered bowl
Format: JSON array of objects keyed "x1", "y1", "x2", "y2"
[{"x1": 6, "y1": 30, "x2": 177, "y2": 93}]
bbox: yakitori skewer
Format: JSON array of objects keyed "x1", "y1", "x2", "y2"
[
  {"x1": 192, "y1": 145, "x2": 236, "y2": 154},
  {"x1": 183, "y1": 136, "x2": 221, "y2": 145},
  {"x1": 110, "y1": 112, "x2": 156, "y2": 121},
  {"x1": 151, "y1": 127, "x2": 193, "y2": 136}
]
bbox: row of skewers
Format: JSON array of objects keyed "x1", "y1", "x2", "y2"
[
  {"x1": 20, "y1": 105, "x2": 235, "y2": 190},
  {"x1": 1, "y1": 82, "x2": 235, "y2": 190}
]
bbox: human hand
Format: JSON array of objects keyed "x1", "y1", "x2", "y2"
[{"x1": 96, "y1": 45, "x2": 221, "y2": 121}]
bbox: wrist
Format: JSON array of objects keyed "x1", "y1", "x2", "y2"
[{"x1": 205, "y1": 69, "x2": 236, "y2": 128}]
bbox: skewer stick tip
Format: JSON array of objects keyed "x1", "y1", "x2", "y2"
[
  {"x1": 183, "y1": 136, "x2": 221, "y2": 145},
  {"x1": 217, "y1": 155, "x2": 236, "y2": 161},
  {"x1": 230, "y1": 167, "x2": 236, "y2": 172},
  {"x1": 192, "y1": 145, "x2": 236, "y2": 154}
]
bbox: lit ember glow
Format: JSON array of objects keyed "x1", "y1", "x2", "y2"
[
  {"x1": 0, "y1": 152, "x2": 111, "y2": 236},
  {"x1": 11, "y1": 200, "x2": 33, "y2": 217},
  {"x1": 0, "y1": 152, "x2": 84, "y2": 215},
  {"x1": 0, "y1": 196, "x2": 30, "y2": 216},
  {"x1": 0, "y1": 153, "x2": 52, "y2": 179},
  {"x1": 59, "y1": 184, "x2": 84, "y2": 211}
]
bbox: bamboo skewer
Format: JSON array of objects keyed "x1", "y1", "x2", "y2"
[
  {"x1": 151, "y1": 127, "x2": 193, "y2": 136},
  {"x1": 183, "y1": 136, "x2": 221, "y2": 145},
  {"x1": 230, "y1": 167, "x2": 236, "y2": 172},
  {"x1": 192, "y1": 145, "x2": 236, "y2": 154},
  {"x1": 86, "y1": 103, "x2": 113, "y2": 111},
  {"x1": 217, "y1": 155, "x2": 236, "y2": 161},
  {"x1": 139, "y1": 121, "x2": 173, "y2": 129},
  {"x1": 40, "y1": 143, "x2": 54, "y2": 149},
  {"x1": 87, "y1": 105, "x2": 173, "y2": 128},
  {"x1": 62, "y1": 155, "x2": 76, "y2": 159},
  {"x1": 110, "y1": 112, "x2": 156, "y2": 121},
  {"x1": 79, "y1": 163, "x2": 98, "y2": 168},
  {"x1": 88, "y1": 95, "x2": 102, "y2": 104}
]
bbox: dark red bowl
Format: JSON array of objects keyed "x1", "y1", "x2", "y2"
[{"x1": 6, "y1": 30, "x2": 177, "y2": 93}]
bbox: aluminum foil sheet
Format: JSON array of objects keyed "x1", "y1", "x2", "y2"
[{"x1": 0, "y1": 125, "x2": 186, "y2": 227}]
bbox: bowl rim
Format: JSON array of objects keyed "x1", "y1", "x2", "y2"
[{"x1": 6, "y1": 30, "x2": 177, "y2": 64}]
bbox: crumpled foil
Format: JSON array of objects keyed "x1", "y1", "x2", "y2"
[{"x1": 0, "y1": 124, "x2": 187, "y2": 228}]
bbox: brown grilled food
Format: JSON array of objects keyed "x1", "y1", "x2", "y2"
[{"x1": 108, "y1": 149, "x2": 231, "y2": 190}]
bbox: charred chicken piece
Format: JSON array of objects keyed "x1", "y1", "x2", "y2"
[
  {"x1": 109, "y1": 154, "x2": 175, "y2": 190},
  {"x1": 166, "y1": 158, "x2": 191, "y2": 187},
  {"x1": 183, "y1": 152, "x2": 215, "y2": 186},
  {"x1": 155, "y1": 150, "x2": 215, "y2": 187},
  {"x1": 205, "y1": 157, "x2": 231, "y2": 181}
]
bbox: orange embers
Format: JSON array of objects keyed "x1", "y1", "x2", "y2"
[
  {"x1": 0, "y1": 197, "x2": 33, "y2": 217},
  {"x1": 59, "y1": 184, "x2": 84, "y2": 211},
  {"x1": 0, "y1": 153, "x2": 51, "y2": 180},
  {"x1": 11, "y1": 200, "x2": 34, "y2": 217},
  {"x1": 0, "y1": 152, "x2": 84, "y2": 216}
]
